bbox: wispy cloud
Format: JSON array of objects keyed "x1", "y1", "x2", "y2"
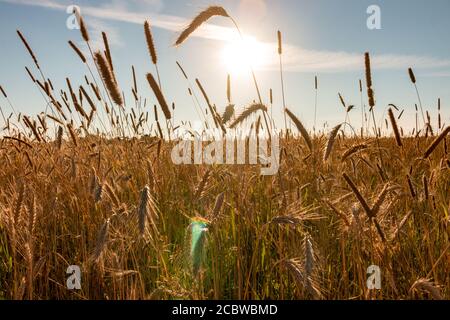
[{"x1": 3, "y1": 0, "x2": 450, "y2": 73}]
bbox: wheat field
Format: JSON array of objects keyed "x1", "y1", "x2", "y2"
[{"x1": 0, "y1": 6, "x2": 449, "y2": 300}]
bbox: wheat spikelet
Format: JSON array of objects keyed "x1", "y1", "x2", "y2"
[
  {"x1": 364, "y1": 52, "x2": 372, "y2": 89},
  {"x1": 99, "y1": 32, "x2": 113, "y2": 72},
  {"x1": 94, "y1": 51, "x2": 123, "y2": 106},
  {"x1": 283, "y1": 258, "x2": 306, "y2": 286},
  {"x1": 212, "y1": 193, "x2": 225, "y2": 217},
  {"x1": 144, "y1": 21, "x2": 158, "y2": 65},
  {"x1": 23, "y1": 116, "x2": 42, "y2": 142},
  {"x1": 146, "y1": 73, "x2": 171, "y2": 120},
  {"x1": 408, "y1": 67, "x2": 416, "y2": 84},
  {"x1": 423, "y1": 126, "x2": 449, "y2": 158},
  {"x1": 79, "y1": 16, "x2": 90, "y2": 42},
  {"x1": 276, "y1": 30, "x2": 283, "y2": 55},
  {"x1": 285, "y1": 108, "x2": 312, "y2": 151},
  {"x1": 17, "y1": 30, "x2": 39, "y2": 68},
  {"x1": 388, "y1": 108, "x2": 402, "y2": 147},
  {"x1": 342, "y1": 173, "x2": 373, "y2": 218},
  {"x1": 364, "y1": 52, "x2": 376, "y2": 109},
  {"x1": 138, "y1": 186, "x2": 159, "y2": 236},
  {"x1": 222, "y1": 104, "x2": 235, "y2": 124},
  {"x1": 341, "y1": 143, "x2": 368, "y2": 162},
  {"x1": 14, "y1": 183, "x2": 25, "y2": 225},
  {"x1": 175, "y1": 6, "x2": 229, "y2": 46},
  {"x1": 68, "y1": 40, "x2": 86, "y2": 63},
  {"x1": 323, "y1": 124, "x2": 342, "y2": 161},
  {"x1": 230, "y1": 103, "x2": 267, "y2": 128},
  {"x1": 80, "y1": 85, "x2": 96, "y2": 112},
  {"x1": 195, "y1": 169, "x2": 211, "y2": 199}
]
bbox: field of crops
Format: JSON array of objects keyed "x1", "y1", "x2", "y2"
[{"x1": 0, "y1": 6, "x2": 448, "y2": 300}]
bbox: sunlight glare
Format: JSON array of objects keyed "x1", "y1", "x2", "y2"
[{"x1": 221, "y1": 36, "x2": 267, "y2": 76}]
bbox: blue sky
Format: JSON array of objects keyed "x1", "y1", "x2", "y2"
[{"x1": 0, "y1": 0, "x2": 449, "y2": 132}]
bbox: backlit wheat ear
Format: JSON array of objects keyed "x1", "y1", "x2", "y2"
[
  {"x1": 365, "y1": 52, "x2": 372, "y2": 89},
  {"x1": 388, "y1": 108, "x2": 402, "y2": 147},
  {"x1": 102, "y1": 32, "x2": 114, "y2": 71},
  {"x1": 222, "y1": 104, "x2": 235, "y2": 124},
  {"x1": 68, "y1": 41, "x2": 86, "y2": 63},
  {"x1": 175, "y1": 6, "x2": 229, "y2": 46},
  {"x1": 146, "y1": 73, "x2": 171, "y2": 120},
  {"x1": 408, "y1": 68, "x2": 416, "y2": 84},
  {"x1": 94, "y1": 51, "x2": 123, "y2": 106},
  {"x1": 285, "y1": 108, "x2": 312, "y2": 151},
  {"x1": 144, "y1": 21, "x2": 157, "y2": 65},
  {"x1": 324, "y1": 124, "x2": 342, "y2": 161},
  {"x1": 230, "y1": 103, "x2": 267, "y2": 129},
  {"x1": 277, "y1": 30, "x2": 282, "y2": 55},
  {"x1": 79, "y1": 16, "x2": 90, "y2": 42},
  {"x1": 364, "y1": 52, "x2": 375, "y2": 109},
  {"x1": 17, "y1": 30, "x2": 40, "y2": 69}
]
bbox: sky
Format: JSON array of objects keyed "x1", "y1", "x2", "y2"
[{"x1": 0, "y1": 0, "x2": 449, "y2": 133}]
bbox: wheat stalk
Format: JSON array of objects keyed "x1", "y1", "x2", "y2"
[
  {"x1": 323, "y1": 124, "x2": 342, "y2": 161},
  {"x1": 285, "y1": 108, "x2": 312, "y2": 151},
  {"x1": 388, "y1": 108, "x2": 402, "y2": 147},
  {"x1": 423, "y1": 126, "x2": 449, "y2": 158},
  {"x1": 175, "y1": 6, "x2": 229, "y2": 46},
  {"x1": 147, "y1": 73, "x2": 171, "y2": 120},
  {"x1": 230, "y1": 103, "x2": 267, "y2": 129},
  {"x1": 94, "y1": 51, "x2": 123, "y2": 106}
]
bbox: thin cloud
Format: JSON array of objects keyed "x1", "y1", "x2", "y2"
[{"x1": 3, "y1": 0, "x2": 450, "y2": 73}]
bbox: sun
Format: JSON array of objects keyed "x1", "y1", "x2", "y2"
[{"x1": 221, "y1": 36, "x2": 267, "y2": 76}]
